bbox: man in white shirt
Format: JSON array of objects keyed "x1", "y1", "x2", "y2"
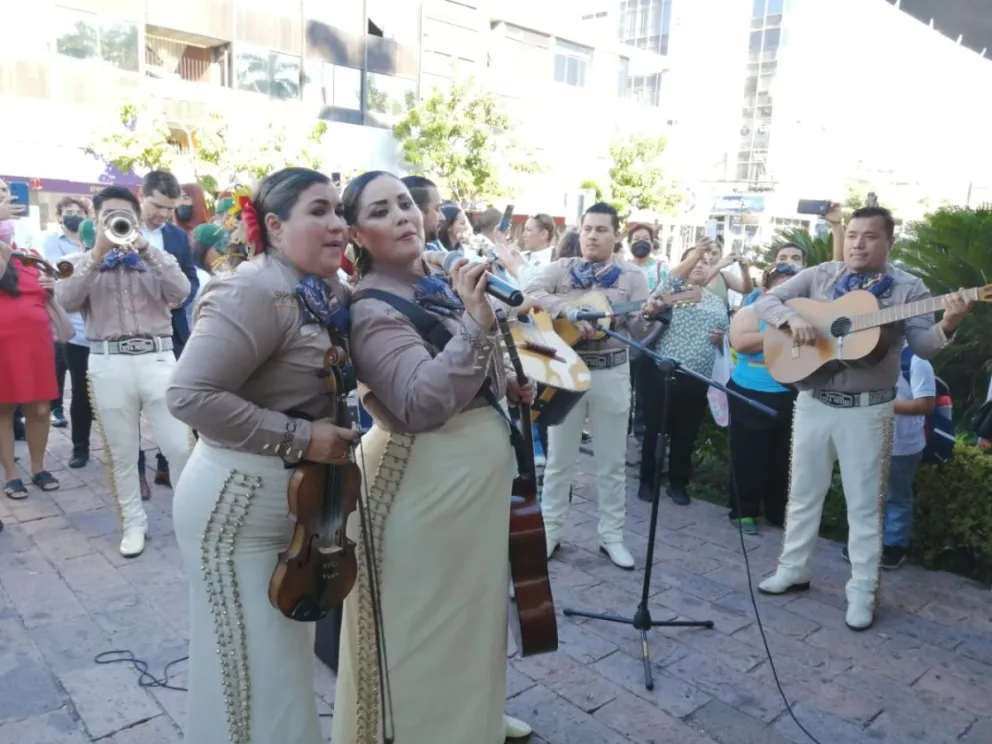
[
  {"x1": 43, "y1": 197, "x2": 91, "y2": 455},
  {"x1": 881, "y1": 348, "x2": 935, "y2": 568}
]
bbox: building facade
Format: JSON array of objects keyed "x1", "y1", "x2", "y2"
[
  {"x1": 421, "y1": 0, "x2": 672, "y2": 221},
  {"x1": 0, "y1": 0, "x2": 420, "y2": 225},
  {"x1": 574, "y1": 0, "x2": 992, "y2": 250}
]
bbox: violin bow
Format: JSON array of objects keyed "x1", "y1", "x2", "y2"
[{"x1": 329, "y1": 327, "x2": 396, "y2": 744}]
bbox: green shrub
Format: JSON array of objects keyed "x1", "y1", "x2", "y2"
[
  {"x1": 913, "y1": 445, "x2": 992, "y2": 579},
  {"x1": 692, "y1": 418, "x2": 992, "y2": 582}
]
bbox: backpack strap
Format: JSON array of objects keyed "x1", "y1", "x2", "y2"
[
  {"x1": 350, "y1": 288, "x2": 525, "y2": 455},
  {"x1": 900, "y1": 345, "x2": 913, "y2": 384}
]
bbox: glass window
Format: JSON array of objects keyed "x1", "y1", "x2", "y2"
[
  {"x1": 303, "y1": 59, "x2": 361, "y2": 110},
  {"x1": 748, "y1": 31, "x2": 762, "y2": 53},
  {"x1": 236, "y1": 46, "x2": 301, "y2": 100},
  {"x1": 366, "y1": 72, "x2": 417, "y2": 126},
  {"x1": 763, "y1": 27, "x2": 781, "y2": 51},
  {"x1": 553, "y1": 39, "x2": 592, "y2": 88},
  {"x1": 766, "y1": 0, "x2": 783, "y2": 14},
  {"x1": 54, "y1": 7, "x2": 138, "y2": 71},
  {"x1": 618, "y1": 56, "x2": 630, "y2": 98},
  {"x1": 752, "y1": 0, "x2": 765, "y2": 17}
]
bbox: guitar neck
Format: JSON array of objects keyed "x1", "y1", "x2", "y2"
[
  {"x1": 496, "y1": 311, "x2": 527, "y2": 384},
  {"x1": 852, "y1": 287, "x2": 981, "y2": 331}
]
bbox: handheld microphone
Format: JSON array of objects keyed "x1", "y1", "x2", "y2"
[{"x1": 441, "y1": 251, "x2": 524, "y2": 307}]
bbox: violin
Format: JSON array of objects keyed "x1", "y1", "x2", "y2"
[
  {"x1": 10, "y1": 251, "x2": 74, "y2": 279},
  {"x1": 268, "y1": 344, "x2": 361, "y2": 622}
]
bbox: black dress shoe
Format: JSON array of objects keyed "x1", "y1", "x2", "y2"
[
  {"x1": 667, "y1": 486, "x2": 690, "y2": 506},
  {"x1": 153, "y1": 466, "x2": 171, "y2": 488},
  {"x1": 69, "y1": 451, "x2": 89, "y2": 469},
  {"x1": 637, "y1": 482, "x2": 655, "y2": 503}
]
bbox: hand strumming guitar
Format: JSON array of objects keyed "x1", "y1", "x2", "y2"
[{"x1": 786, "y1": 315, "x2": 818, "y2": 346}]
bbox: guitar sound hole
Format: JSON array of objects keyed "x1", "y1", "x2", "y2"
[{"x1": 830, "y1": 317, "x2": 853, "y2": 338}]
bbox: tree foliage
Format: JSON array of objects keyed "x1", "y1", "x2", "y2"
[
  {"x1": 392, "y1": 78, "x2": 536, "y2": 205},
  {"x1": 895, "y1": 206, "x2": 992, "y2": 416},
  {"x1": 759, "y1": 227, "x2": 835, "y2": 268},
  {"x1": 606, "y1": 134, "x2": 683, "y2": 220},
  {"x1": 85, "y1": 99, "x2": 329, "y2": 192}
]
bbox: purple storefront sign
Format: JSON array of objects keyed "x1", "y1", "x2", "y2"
[{"x1": 1, "y1": 163, "x2": 142, "y2": 196}]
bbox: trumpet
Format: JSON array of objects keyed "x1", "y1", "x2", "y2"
[
  {"x1": 10, "y1": 251, "x2": 74, "y2": 279},
  {"x1": 102, "y1": 210, "x2": 140, "y2": 248}
]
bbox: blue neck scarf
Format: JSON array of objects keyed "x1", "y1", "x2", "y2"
[
  {"x1": 832, "y1": 271, "x2": 894, "y2": 300},
  {"x1": 414, "y1": 274, "x2": 464, "y2": 318},
  {"x1": 570, "y1": 260, "x2": 621, "y2": 290},
  {"x1": 100, "y1": 251, "x2": 147, "y2": 273},
  {"x1": 295, "y1": 275, "x2": 350, "y2": 333}
]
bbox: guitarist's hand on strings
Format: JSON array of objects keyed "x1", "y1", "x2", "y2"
[
  {"x1": 304, "y1": 420, "x2": 359, "y2": 464},
  {"x1": 507, "y1": 376, "x2": 537, "y2": 405},
  {"x1": 940, "y1": 290, "x2": 974, "y2": 334},
  {"x1": 785, "y1": 315, "x2": 818, "y2": 346}
]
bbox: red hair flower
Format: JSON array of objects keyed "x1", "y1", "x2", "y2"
[{"x1": 238, "y1": 195, "x2": 263, "y2": 254}]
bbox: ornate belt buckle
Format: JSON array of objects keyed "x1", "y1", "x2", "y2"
[{"x1": 119, "y1": 337, "x2": 154, "y2": 355}]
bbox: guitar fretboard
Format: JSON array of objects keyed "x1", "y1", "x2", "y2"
[
  {"x1": 495, "y1": 312, "x2": 527, "y2": 383},
  {"x1": 851, "y1": 287, "x2": 981, "y2": 332}
]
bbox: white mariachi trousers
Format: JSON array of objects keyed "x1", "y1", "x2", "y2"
[
  {"x1": 542, "y1": 363, "x2": 630, "y2": 545},
  {"x1": 776, "y1": 391, "x2": 894, "y2": 602},
  {"x1": 88, "y1": 350, "x2": 191, "y2": 534}
]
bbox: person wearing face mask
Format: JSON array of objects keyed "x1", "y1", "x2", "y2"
[
  {"x1": 626, "y1": 224, "x2": 667, "y2": 291},
  {"x1": 175, "y1": 183, "x2": 209, "y2": 236},
  {"x1": 42, "y1": 198, "x2": 95, "y2": 465},
  {"x1": 336, "y1": 171, "x2": 537, "y2": 744},
  {"x1": 166, "y1": 168, "x2": 356, "y2": 744},
  {"x1": 42, "y1": 197, "x2": 90, "y2": 431}
]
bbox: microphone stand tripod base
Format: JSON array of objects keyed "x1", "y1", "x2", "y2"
[{"x1": 560, "y1": 356, "x2": 714, "y2": 691}]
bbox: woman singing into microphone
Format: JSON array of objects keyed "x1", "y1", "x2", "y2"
[
  {"x1": 333, "y1": 171, "x2": 534, "y2": 744},
  {"x1": 166, "y1": 167, "x2": 356, "y2": 744}
]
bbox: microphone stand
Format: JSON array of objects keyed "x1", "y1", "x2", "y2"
[{"x1": 561, "y1": 325, "x2": 778, "y2": 691}]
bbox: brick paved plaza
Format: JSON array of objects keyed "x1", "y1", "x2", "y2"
[{"x1": 1, "y1": 426, "x2": 991, "y2": 743}]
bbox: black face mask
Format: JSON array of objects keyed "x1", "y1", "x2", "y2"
[
  {"x1": 62, "y1": 215, "x2": 84, "y2": 233},
  {"x1": 175, "y1": 205, "x2": 194, "y2": 223},
  {"x1": 630, "y1": 239, "x2": 652, "y2": 258}
]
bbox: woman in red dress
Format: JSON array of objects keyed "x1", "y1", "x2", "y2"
[{"x1": 0, "y1": 202, "x2": 61, "y2": 501}]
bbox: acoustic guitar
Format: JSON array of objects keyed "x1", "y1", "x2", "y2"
[
  {"x1": 553, "y1": 288, "x2": 703, "y2": 347},
  {"x1": 509, "y1": 311, "x2": 591, "y2": 426},
  {"x1": 495, "y1": 309, "x2": 559, "y2": 658},
  {"x1": 764, "y1": 285, "x2": 992, "y2": 384}
]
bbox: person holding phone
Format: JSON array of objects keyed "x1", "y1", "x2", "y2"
[{"x1": 0, "y1": 188, "x2": 62, "y2": 501}]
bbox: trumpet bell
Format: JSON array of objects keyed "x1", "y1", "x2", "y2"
[{"x1": 103, "y1": 210, "x2": 140, "y2": 247}]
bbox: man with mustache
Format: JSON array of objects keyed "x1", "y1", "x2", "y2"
[{"x1": 753, "y1": 205, "x2": 973, "y2": 631}]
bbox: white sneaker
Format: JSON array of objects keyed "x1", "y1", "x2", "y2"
[
  {"x1": 599, "y1": 542, "x2": 635, "y2": 570},
  {"x1": 845, "y1": 595, "x2": 875, "y2": 631},
  {"x1": 757, "y1": 571, "x2": 810, "y2": 596},
  {"x1": 504, "y1": 714, "x2": 532, "y2": 739},
  {"x1": 119, "y1": 529, "x2": 146, "y2": 558}
]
